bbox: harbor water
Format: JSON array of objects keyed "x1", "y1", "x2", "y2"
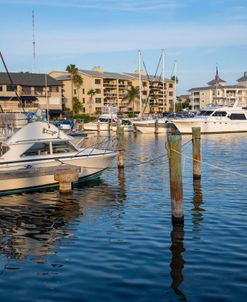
[{"x1": 0, "y1": 132, "x2": 246, "y2": 302}]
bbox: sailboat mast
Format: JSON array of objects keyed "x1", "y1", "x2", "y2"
[
  {"x1": 173, "y1": 60, "x2": 177, "y2": 113},
  {"x1": 32, "y1": 10, "x2": 36, "y2": 72},
  {"x1": 45, "y1": 73, "x2": 50, "y2": 125},
  {"x1": 138, "y1": 49, "x2": 142, "y2": 115},
  {"x1": 162, "y1": 49, "x2": 165, "y2": 112}
]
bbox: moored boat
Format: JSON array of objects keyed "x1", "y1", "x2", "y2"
[
  {"x1": 171, "y1": 98, "x2": 247, "y2": 134},
  {"x1": 0, "y1": 121, "x2": 117, "y2": 194}
]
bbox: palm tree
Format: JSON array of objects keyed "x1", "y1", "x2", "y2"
[
  {"x1": 87, "y1": 89, "x2": 96, "y2": 115},
  {"x1": 123, "y1": 85, "x2": 140, "y2": 115},
  {"x1": 66, "y1": 64, "x2": 83, "y2": 103}
]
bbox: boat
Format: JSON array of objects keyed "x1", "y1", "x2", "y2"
[
  {"x1": 111, "y1": 118, "x2": 134, "y2": 132},
  {"x1": 53, "y1": 119, "x2": 73, "y2": 130},
  {"x1": 0, "y1": 121, "x2": 117, "y2": 194},
  {"x1": 83, "y1": 105, "x2": 118, "y2": 131},
  {"x1": 171, "y1": 97, "x2": 247, "y2": 134},
  {"x1": 133, "y1": 117, "x2": 168, "y2": 134}
]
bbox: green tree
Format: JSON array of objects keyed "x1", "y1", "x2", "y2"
[
  {"x1": 66, "y1": 64, "x2": 83, "y2": 102},
  {"x1": 87, "y1": 89, "x2": 96, "y2": 115},
  {"x1": 171, "y1": 75, "x2": 179, "y2": 84},
  {"x1": 123, "y1": 85, "x2": 140, "y2": 115},
  {"x1": 72, "y1": 96, "x2": 83, "y2": 114}
]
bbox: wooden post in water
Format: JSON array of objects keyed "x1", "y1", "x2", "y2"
[
  {"x1": 97, "y1": 121, "x2": 100, "y2": 133},
  {"x1": 192, "y1": 127, "x2": 201, "y2": 179},
  {"x1": 154, "y1": 119, "x2": 159, "y2": 134},
  {"x1": 167, "y1": 134, "x2": 184, "y2": 225},
  {"x1": 133, "y1": 124, "x2": 137, "y2": 134},
  {"x1": 118, "y1": 126, "x2": 125, "y2": 169}
]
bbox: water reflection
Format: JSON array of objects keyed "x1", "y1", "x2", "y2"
[
  {"x1": 169, "y1": 223, "x2": 187, "y2": 301},
  {"x1": 191, "y1": 179, "x2": 205, "y2": 235},
  {"x1": 0, "y1": 177, "x2": 126, "y2": 260}
]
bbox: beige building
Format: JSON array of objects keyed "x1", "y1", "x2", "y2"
[
  {"x1": 0, "y1": 72, "x2": 62, "y2": 116},
  {"x1": 50, "y1": 67, "x2": 175, "y2": 115},
  {"x1": 188, "y1": 71, "x2": 247, "y2": 110}
]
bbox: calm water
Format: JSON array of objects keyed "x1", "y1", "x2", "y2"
[{"x1": 0, "y1": 133, "x2": 246, "y2": 302}]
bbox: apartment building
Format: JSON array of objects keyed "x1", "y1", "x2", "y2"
[
  {"x1": 50, "y1": 67, "x2": 175, "y2": 115},
  {"x1": 0, "y1": 72, "x2": 62, "y2": 116},
  {"x1": 188, "y1": 71, "x2": 247, "y2": 110}
]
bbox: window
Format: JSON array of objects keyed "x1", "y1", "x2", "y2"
[
  {"x1": 212, "y1": 111, "x2": 227, "y2": 117},
  {"x1": 0, "y1": 85, "x2": 3, "y2": 91},
  {"x1": 95, "y1": 98, "x2": 101, "y2": 103},
  {"x1": 95, "y1": 79, "x2": 101, "y2": 84},
  {"x1": 169, "y1": 92, "x2": 173, "y2": 96},
  {"x1": 21, "y1": 142, "x2": 50, "y2": 157},
  {"x1": 82, "y1": 98, "x2": 85, "y2": 104},
  {"x1": 95, "y1": 89, "x2": 101, "y2": 94},
  {"x1": 169, "y1": 83, "x2": 173, "y2": 88},
  {"x1": 82, "y1": 89, "x2": 85, "y2": 94},
  {"x1": 229, "y1": 113, "x2": 246, "y2": 120},
  {"x1": 7, "y1": 85, "x2": 17, "y2": 92},
  {"x1": 198, "y1": 111, "x2": 213, "y2": 116},
  {"x1": 52, "y1": 141, "x2": 77, "y2": 154},
  {"x1": 142, "y1": 82, "x2": 147, "y2": 87},
  {"x1": 74, "y1": 89, "x2": 77, "y2": 95}
]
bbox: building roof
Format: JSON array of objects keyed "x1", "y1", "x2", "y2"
[
  {"x1": 125, "y1": 72, "x2": 172, "y2": 82},
  {"x1": 79, "y1": 69, "x2": 132, "y2": 80},
  {"x1": 188, "y1": 85, "x2": 246, "y2": 92},
  {"x1": 55, "y1": 75, "x2": 71, "y2": 81},
  {"x1": 207, "y1": 78, "x2": 226, "y2": 86},
  {"x1": 0, "y1": 72, "x2": 61, "y2": 86},
  {"x1": 237, "y1": 72, "x2": 247, "y2": 82}
]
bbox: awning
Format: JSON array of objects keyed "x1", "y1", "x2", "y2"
[
  {"x1": 49, "y1": 109, "x2": 62, "y2": 114},
  {"x1": 0, "y1": 96, "x2": 38, "y2": 102}
]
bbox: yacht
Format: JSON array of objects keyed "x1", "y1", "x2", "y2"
[
  {"x1": 171, "y1": 97, "x2": 247, "y2": 134},
  {"x1": 83, "y1": 105, "x2": 118, "y2": 131},
  {"x1": 133, "y1": 117, "x2": 168, "y2": 134},
  {"x1": 0, "y1": 121, "x2": 117, "y2": 194}
]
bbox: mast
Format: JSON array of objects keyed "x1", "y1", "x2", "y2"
[
  {"x1": 45, "y1": 73, "x2": 50, "y2": 125},
  {"x1": 138, "y1": 49, "x2": 142, "y2": 116},
  {"x1": 32, "y1": 10, "x2": 36, "y2": 72},
  {"x1": 173, "y1": 60, "x2": 177, "y2": 113},
  {"x1": 162, "y1": 49, "x2": 165, "y2": 112}
]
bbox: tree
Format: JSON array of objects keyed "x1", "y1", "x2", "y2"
[
  {"x1": 123, "y1": 86, "x2": 140, "y2": 115},
  {"x1": 171, "y1": 75, "x2": 179, "y2": 84},
  {"x1": 66, "y1": 64, "x2": 83, "y2": 103},
  {"x1": 87, "y1": 89, "x2": 96, "y2": 115},
  {"x1": 72, "y1": 96, "x2": 83, "y2": 114}
]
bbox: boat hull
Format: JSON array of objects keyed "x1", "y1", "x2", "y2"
[
  {"x1": 172, "y1": 119, "x2": 247, "y2": 134},
  {"x1": 134, "y1": 123, "x2": 167, "y2": 134},
  {"x1": 83, "y1": 123, "x2": 111, "y2": 131},
  {"x1": 0, "y1": 152, "x2": 116, "y2": 194}
]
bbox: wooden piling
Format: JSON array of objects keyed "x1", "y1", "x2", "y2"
[
  {"x1": 97, "y1": 121, "x2": 100, "y2": 133},
  {"x1": 192, "y1": 127, "x2": 201, "y2": 179},
  {"x1": 154, "y1": 119, "x2": 159, "y2": 134},
  {"x1": 167, "y1": 134, "x2": 184, "y2": 225},
  {"x1": 133, "y1": 124, "x2": 137, "y2": 134},
  {"x1": 118, "y1": 126, "x2": 125, "y2": 169}
]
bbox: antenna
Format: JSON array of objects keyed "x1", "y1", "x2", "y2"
[{"x1": 32, "y1": 9, "x2": 36, "y2": 72}]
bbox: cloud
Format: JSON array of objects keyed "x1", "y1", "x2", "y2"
[
  {"x1": 2, "y1": 23, "x2": 246, "y2": 57},
  {"x1": 0, "y1": 0, "x2": 184, "y2": 11}
]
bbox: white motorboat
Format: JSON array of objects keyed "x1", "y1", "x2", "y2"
[
  {"x1": 0, "y1": 121, "x2": 117, "y2": 194},
  {"x1": 111, "y1": 118, "x2": 134, "y2": 132},
  {"x1": 133, "y1": 117, "x2": 168, "y2": 134},
  {"x1": 83, "y1": 105, "x2": 118, "y2": 131},
  {"x1": 171, "y1": 98, "x2": 247, "y2": 134}
]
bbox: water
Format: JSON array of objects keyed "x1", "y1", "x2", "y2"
[{"x1": 0, "y1": 133, "x2": 246, "y2": 302}]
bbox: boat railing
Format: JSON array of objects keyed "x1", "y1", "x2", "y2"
[
  {"x1": 211, "y1": 96, "x2": 243, "y2": 108},
  {"x1": 78, "y1": 135, "x2": 118, "y2": 156}
]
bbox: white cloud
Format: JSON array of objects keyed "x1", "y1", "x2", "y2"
[
  {"x1": 0, "y1": 0, "x2": 184, "y2": 11},
  {"x1": 2, "y1": 24, "x2": 246, "y2": 57}
]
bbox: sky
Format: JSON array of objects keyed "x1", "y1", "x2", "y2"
[{"x1": 0, "y1": 0, "x2": 247, "y2": 94}]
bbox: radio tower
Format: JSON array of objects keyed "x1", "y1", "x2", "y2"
[{"x1": 32, "y1": 10, "x2": 36, "y2": 72}]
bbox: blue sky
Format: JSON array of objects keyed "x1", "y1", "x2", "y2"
[{"x1": 0, "y1": 0, "x2": 247, "y2": 94}]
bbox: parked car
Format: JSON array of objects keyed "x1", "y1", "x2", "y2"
[{"x1": 53, "y1": 119, "x2": 74, "y2": 130}]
